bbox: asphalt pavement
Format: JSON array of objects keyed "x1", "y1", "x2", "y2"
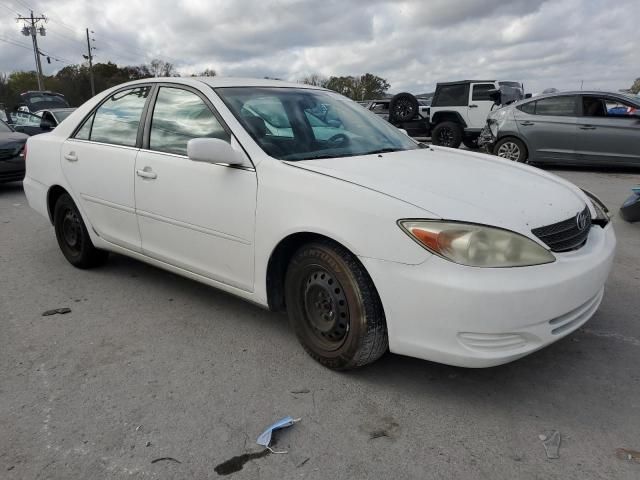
[{"x1": 1, "y1": 167, "x2": 639, "y2": 479}]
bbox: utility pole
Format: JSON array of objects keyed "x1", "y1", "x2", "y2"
[
  {"x1": 17, "y1": 11, "x2": 47, "y2": 90},
  {"x1": 85, "y1": 28, "x2": 95, "y2": 96}
]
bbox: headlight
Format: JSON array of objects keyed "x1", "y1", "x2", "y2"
[
  {"x1": 398, "y1": 220, "x2": 556, "y2": 268},
  {"x1": 488, "y1": 119, "x2": 499, "y2": 137}
]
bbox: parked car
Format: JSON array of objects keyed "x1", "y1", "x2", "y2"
[
  {"x1": 6, "y1": 108, "x2": 74, "y2": 136},
  {"x1": 429, "y1": 80, "x2": 525, "y2": 149},
  {"x1": 478, "y1": 91, "x2": 640, "y2": 166},
  {"x1": 24, "y1": 77, "x2": 615, "y2": 370},
  {"x1": 364, "y1": 93, "x2": 430, "y2": 137},
  {"x1": 35, "y1": 108, "x2": 76, "y2": 127},
  {"x1": 0, "y1": 119, "x2": 28, "y2": 183},
  {"x1": 17, "y1": 91, "x2": 70, "y2": 113}
]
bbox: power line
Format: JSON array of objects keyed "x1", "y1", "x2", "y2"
[
  {"x1": 0, "y1": 36, "x2": 33, "y2": 51},
  {"x1": 0, "y1": 2, "x2": 20, "y2": 15}
]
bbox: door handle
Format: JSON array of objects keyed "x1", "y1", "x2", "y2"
[
  {"x1": 136, "y1": 167, "x2": 157, "y2": 180},
  {"x1": 579, "y1": 125, "x2": 596, "y2": 130},
  {"x1": 469, "y1": 104, "x2": 478, "y2": 108},
  {"x1": 64, "y1": 151, "x2": 78, "y2": 162},
  {"x1": 519, "y1": 121, "x2": 535, "y2": 126}
]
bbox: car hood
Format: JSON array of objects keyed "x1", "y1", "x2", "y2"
[
  {"x1": 290, "y1": 147, "x2": 589, "y2": 240},
  {"x1": 0, "y1": 132, "x2": 29, "y2": 144}
]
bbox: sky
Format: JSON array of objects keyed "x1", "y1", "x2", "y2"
[{"x1": 0, "y1": 0, "x2": 638, "y2": 94}]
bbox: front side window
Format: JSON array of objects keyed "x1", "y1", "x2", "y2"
[
  {"x1": 88, "y1": 86, "x2": 151, "y2": 147},
  {"x1": 150, "y1": 87, "x2": 229, "y2": 156},
  {"x1": 472, "y1": 84, "x2": 495, "y2": 101},
  {"x1": 216, "y1": 87, "x2": 418, "y2": 161},
  {"x1": 604, "y1": 98, "x2": 638, "y2": 117},
  {"x1": 533, "y1": 96, "x2": 577, "y2": 116},
  {"x1": 517, "y1": 101, "x2": 536, "y2": 115}
]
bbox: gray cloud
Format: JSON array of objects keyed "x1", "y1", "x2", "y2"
[{"x1": 0, "y1": 0, "x2": 638, "y2": 94}]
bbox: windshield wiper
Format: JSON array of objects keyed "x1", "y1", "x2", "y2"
[{"x1": 364, "y1": 147, "x2": 402, "y2": 155}]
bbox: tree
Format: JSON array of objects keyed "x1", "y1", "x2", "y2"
[
  {"x1": 148, "y1": 59, "x2": 179, "y2": 77},
  {"x1": 324, "y1": 73, "x2": 389, "y2": 100},
  {"x1": 301, "y1": 74, "x2": 328, "y2": 87},
  {"x1": 631, "y1": 78, "x2": 640, "y2": 95}
]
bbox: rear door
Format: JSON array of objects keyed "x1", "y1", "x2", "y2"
[
  {"x1": 513, "y1": 95, "x2": 578, "y2": 163},
  {"x1": 468, "y1": 83, "x2": 496, "y2": 128},
  {"x1": 576, "y1": 95, "x2": 640, "y2": 166},
  {"x1": 60, "y1": 85, "x2": 152, "y2": 252}
]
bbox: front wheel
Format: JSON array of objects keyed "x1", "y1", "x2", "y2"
[
  {"x1": 54, "y1": 193, "x2": 108, "y2": 268},
  {"x1": 494, "y1": 137, "x2": 528, "y2": 163},
  {"x1": 284, "y1": 241, "x2": 388, "y2": 370}
]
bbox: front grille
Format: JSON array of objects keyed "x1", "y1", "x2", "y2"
[{"x1": 532, "y1": 205, "x2": 591, "y2": 252}]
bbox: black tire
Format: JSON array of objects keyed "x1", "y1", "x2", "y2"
[
  {"x1": 462, "y1": 136, "x2": 480, "y2": 149},
  {"x1": 494, "y1": 137, "x2": 528, "y2": 163},
  {"x1": 431, "y1": 121, "x2": 463, "y2": 148},
  {"x1": 389, "y1": 92, "x2": 419, "y2": 123},
  {"x1": 620, "y1": 193, "x2": 640, "y2": 223},
  {"x1": 53, "y1": 193, "x2": 108, "y2": 268},
  {"x1": 284, "y1": 240, "x2": 388, "y2": 370}
]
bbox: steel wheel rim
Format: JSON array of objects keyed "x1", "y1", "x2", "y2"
[
  {"x1": 497, "y1": 142, "x2": 521, "y2": 161},
  {"x1": 61, "y1": 208, "x2": 82, "y2": 253},
  {"x1": 302, "y1": 268, "x2": 349, "y2": 350},
  {"x1": 438, "y1": 127, "x2": 454, "y2": 146}
]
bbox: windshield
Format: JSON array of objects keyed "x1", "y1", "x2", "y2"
[
  {"x1": 22, "y1": 93, "x2": 69, "y2": 110},
  {"x1": 215, "y1": 87, "x2": 418, "y2": 161},
  {"x1": 498, "y1": 82, "x2": 524, "y2": 104}
]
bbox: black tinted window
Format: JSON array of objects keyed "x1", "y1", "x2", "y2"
[
  {"x1": 89, "y1": 86, "x2": 151, "y2": 147},
  {"x1": 472, "y1": 84, "x2": 495, "y2": 101},
  {"x1": 150, "y1": 87, "x2": 229, "y2": 156},
  {"x1": 433, "y1": 84, "x2": 469, "y2": 106},
  {"x1": 534, "y1": 96, "x2": 576, "y2": 116}
]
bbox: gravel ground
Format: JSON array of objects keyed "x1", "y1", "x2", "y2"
[{"x1": 1, "y1": 167, "x2": 639, "y2": 479}]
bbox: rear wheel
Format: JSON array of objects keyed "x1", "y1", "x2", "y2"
[
  {"x1": 284, "y1": 240, "x2": 388, "y2": 370},
  {"x1": 431, "y1": 121, "x2": 463, "y2": 148},
  {"x1": 54, "y1": 193, "x2": 108, "y2": 268},
  {"x1": 494, "y1": 137, "x2": 528, "y2": 162}
]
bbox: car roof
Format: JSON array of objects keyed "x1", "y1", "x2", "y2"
[
  {"x1": 436, "y1": 80, "x2": 496, "y2": 86},
  {"x1": 525, "y1": 90, "x2": 640, "y2": 102},
  {"x1": 36, "y1": 108, "x2": 76, "y2": 113},
  {"x1": 195, "y1": 77, "x2": 324, "y2": 90}
]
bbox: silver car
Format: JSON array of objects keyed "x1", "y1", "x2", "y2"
[{"x1": 479, "y1": 91, "x2": 640, "y2": 166}]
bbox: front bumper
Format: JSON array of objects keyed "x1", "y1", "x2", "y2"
[
  {"x1": 360, "y1": 223, "x2": 616, "y2": 367},
  {"x1": 477, "y1": 124, "x2": 496, "y2": 150},
  {"x1": 0, "y1": 152, "x2": 25, "y2": 183}
]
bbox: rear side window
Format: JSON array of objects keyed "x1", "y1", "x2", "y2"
[
  {"x1": 77, "y1": 86, "x2": 151, "y2": 147},
  {"x1": 433, "y1": 84, "x2": 469, "y2": 107},
  {"x1": 149, "y1": 87, "x2": 229, "y2": 156},
  {"x1": 472, "y1": 84, "x2": 495, "y2": 101},
  {"x1": 533, "y1": 96, "x2": 576, "y2": 116}
]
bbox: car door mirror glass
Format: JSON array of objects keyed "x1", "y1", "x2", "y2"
[
  {"x1": 487, "y1": 89, "x2": 502, "y2": 105},
  {"x1": 187, "y1": 138, "x2": 244, "y2": 166}
]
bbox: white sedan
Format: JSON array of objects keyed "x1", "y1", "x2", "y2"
[{"x1": 23, "y1": 77, "x2": 616, "y2": 369}]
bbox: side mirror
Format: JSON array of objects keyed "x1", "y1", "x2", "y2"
[
  {"x1": 40, "y1": 119, "x2": 54, "y2": 131},
  {"x1": 187, "y1": 137, "x2": 246, "y2": 166},
  {"x1": 525, "y1": 93, "x2": 532, "y2": 99}
]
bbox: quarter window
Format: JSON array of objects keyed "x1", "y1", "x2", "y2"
[
  {"x1": 150, "y1": 87, "x2": 229, "y2": 156},
  {"x1": 533, "y1": 96, "x2": 576, "y2": 116},
  {"x1": 86, "y1": 86, "x2": 151, "y2": 147}
]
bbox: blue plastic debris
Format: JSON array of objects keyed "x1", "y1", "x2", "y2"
[{"x1": 256, "y1": 416, "x2": 301, "y2": 453}]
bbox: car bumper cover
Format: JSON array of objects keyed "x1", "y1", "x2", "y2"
[{"x1": 360, "y1": 223, "x2": 616, "y2": 367}]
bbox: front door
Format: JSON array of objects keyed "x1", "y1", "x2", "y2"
[
  {"x1": 60, "y1": 85, "x2": 152, "y2": 251},
  {"x1": 576, "y1": 95, "x2": 640, "y2": 166},
  {"x1": 468, "y1": 83, "x2": 496, "y2": 128},
  {"x1": 134, "y1": 86, "x2": 257, "y2": 291}
]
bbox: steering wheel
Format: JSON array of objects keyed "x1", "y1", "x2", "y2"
[{"x1": 327, "y1": 133, "x2": 349, "y2": 146}]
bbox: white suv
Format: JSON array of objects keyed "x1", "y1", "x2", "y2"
[{"x1": 429, "y1": 80, "x2": 524, "y2": 149}]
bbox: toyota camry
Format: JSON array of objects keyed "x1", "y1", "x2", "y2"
[{"x1": 23, "y1": 77, "x2": 616, "y2": 369}]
